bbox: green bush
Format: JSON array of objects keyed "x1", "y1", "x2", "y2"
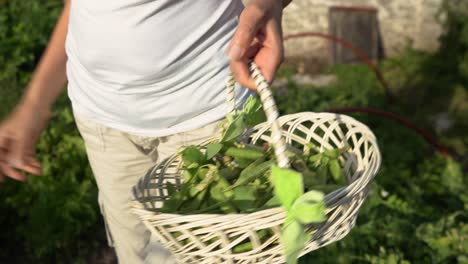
[
  {"x1": 278, "y1": 3, "x2": 468, "y2": 263},
  {"x1": 0, "y1": 0, "x2": 63, "y2": 118},
  {"x1": 279, "y1": 58, "x2": 468, "y2": 262},
  {"x1": 0, "y1": 108, "x2": 104, "y2": 263},
  {"x1": 0, "y1": 0, "x2": 105, "y2": 263}
]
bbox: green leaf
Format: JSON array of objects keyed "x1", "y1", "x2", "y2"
[
  {"x1": 245, "y1": 110, "x2": 267, "y2": 127},
  {"x1": 305, "y1": 143, "x2": 318, "y2": 152},
  {"x1": 208, "y1": 173, "x2": 233, "y2": 201},
  {"x1": 235, "y1": 157, "x2": 254, "y2": 168},
  {"x1": 206, "y1": 143, "x2": 223, "y2": 160},
  {"x1": 232, "y1": 186, "x2": 257, "y2": 211},
  {"x1": 226, "y1": 113, "x2": 235, "y2": 123},
  {"x1": 294, "y1": 190, "x2": 325, "y2": 204},
  {"x1": 303, "y1": 170, "x2": 321, "y2": 188},
  {"x1": 232, "y1": 229, "x2": 269, "y2": 253},
  {"x1": 195, "y1": 167, "x2": 209, "y2": 180},
  {"x1": 329, "y1": 159, "x2": 342, "y2": 182},
  {"x1": 161, "y1": 197, "x2": 178, "y2": 212},
  {"x1": 262, "y1": 196, "x2": 280, "y2": 208},
  {"x1": 243, "y1": 95, "x2": 261, "y2": 114},
  {"x1": 187, "y1": 162, "x2": 199, "y2": 169},
  {"x1": 271, "y1": 166, "x2": 304, "y2": 210},
  {"x1": 316, "y1": 164, "x2": 329, "y2": 182},
  {"x1": 217, "y1": 175, "x2": 234, "y2": 198},
  {"x1": 222, "y1": 115, "x2": 246, "y2": 142},
  {"x1": 166, "y1": 182, "x2": 176, "y2": 196},
  {"x1": 225, "y1": 147, "x2": 264, "y2": 160},
  {"x1": 190, "y1": 169, "x2": 216, "y2": 197},
  {"x1": 236, "y1": 158, "x2": 265, "y2": 184},
  {"x1": 218, "y1": 167, "x2": 239, "y2": 181},
  {"x1": 282, "y1": 220, "x2": 310, "y2": 264},
  {"x1": 243, "y1": 95, "x2": 266, "y2": 127},
  {"x1": 210, "y1": 182, "x2": 227, "y2": 201},
  {"x1": 232, "y1": 241, "x2": 253, "y2": 253},
  {"x1": 234, "y1": 158, "x2": 274, "y2": 188},
  {"x1": 308, "y1": 153, "x2": 322, "y2": 167},
  {"x1": 321, "y1": 157, "x2": 330, "y2": 166},
  {"x1": 291, "y1": 201, "x2": 326, "y2": 224},
  {"x1": 183, "y1": 170, "x2": 195, "y2": 182},
  {"x1": 324, "y1": 148, "x2": 340, "y2": 159},
  {"x1": 181, "y1": 146, "x2": 206, "y2": 166}
]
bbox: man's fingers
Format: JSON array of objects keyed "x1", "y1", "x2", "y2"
[
  {"x1": 249, "y1": 19, "x2": 284, "y2": 84},
  {"x1": 0, "y1": 134, "x2": 42, "y2": 176},
  {"x1": 230, "y1": 58, "x2": 256, "y2": 90},
  {"x1": 229, "y1": 4, "x2": 284, "y2": 87},
  {"x1": 254, "y1": 47, "x2": 283, "y2": 84},
  {"x1": 18, "y1": 164, "x2": 42, "y2": 176},
  {"x1": 0, "y1": 128, "x2": 42, "y2": 178},
  {"x1": 21, "y1": 157, "x2": 42, "y2": 175},
  {"x1": 261, "y1": 18, "x2": 284, "y2": 83},
  {"x1": 9, "y1": 135, "x2": 34, "y2": 169},
  {"x1": 26, "y1": 157, "x2": 42, "y2": 168},
  {"x1": 0, "y1": 163, "x2": 27, "y2": 182},
  {"x1": 228, "y1": 5, "x2": 266, "y2": 60},
  {"x1": 245, "y1": 41, "x2": 263, "y2": 58},
  {"x1": 8, "y1": 145, "x2": 41, "y2": 175},
  {"x1": 0, "y1": 150, "x2": 41, "y2": 178},
  {"x1": 0, "y1": 133, "x2": 9, "y2": 153},
  {"x1": 230, "y1": 42, "x2": 263, "y2": 90},
  {"x1": 0, "y1": 136, "x2": 10, "y2": 182}
]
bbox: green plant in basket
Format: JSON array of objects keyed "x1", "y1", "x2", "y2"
[{"x1": 160, "y1": 95, "x2": 350, "y2": 264}]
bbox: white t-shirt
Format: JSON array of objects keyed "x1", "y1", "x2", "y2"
[{"x1": 65, "y1": 0, "x2": 251, "y2": 137}]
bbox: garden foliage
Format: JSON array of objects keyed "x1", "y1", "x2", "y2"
[{"x1": 0, "y1": 0, "x2": 105, "y2": 263}]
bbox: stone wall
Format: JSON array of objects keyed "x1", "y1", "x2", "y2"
[{"x1": 250, "y1": 0, "x2": 444, "y2": 72}]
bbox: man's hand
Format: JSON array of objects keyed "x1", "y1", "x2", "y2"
[
  {"x1": 0, "y1": 103, "x2": 50, "y2": 182},
  {"x1": 228, "y1": 0, "x2": 285, "y2": 90},
  {"x1": 0, "y1": 0, "x2": 70, "y2": 183}
]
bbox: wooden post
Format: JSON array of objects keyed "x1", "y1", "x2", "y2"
[{"x1": 329, "y1": 6, "x2": 380, "y2": 65}]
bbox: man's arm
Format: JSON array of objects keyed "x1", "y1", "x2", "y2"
[
  {"x1": 0, "y1": 0, "x2": 71, "y2": 182},
  {"x1": 22, "y1": 0, "x2": 71, "y2": 110}
]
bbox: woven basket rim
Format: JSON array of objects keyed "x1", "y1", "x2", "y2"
[
  {"x1": 132, "y1": 111, "x2": 381, "y2": 214},
  {"x1": 131, "y1": 114, "x2": 381, "y2": 263}
]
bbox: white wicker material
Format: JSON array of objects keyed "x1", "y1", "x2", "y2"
[{"x1": 132, "y1": 64, "x2": 381, "y2": 264}]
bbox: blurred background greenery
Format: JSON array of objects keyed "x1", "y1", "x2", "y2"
[{"x1": 0, "y1": 0, "x2": 466, "y2": 263}]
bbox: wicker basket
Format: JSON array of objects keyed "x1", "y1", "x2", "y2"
[{"x1": 132, "y1": 63, "x2": 381, "y2": 264}]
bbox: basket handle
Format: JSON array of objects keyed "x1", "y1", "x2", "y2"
[{"x1": 226, "y1": 62, "x2": 290, "y2": 169}]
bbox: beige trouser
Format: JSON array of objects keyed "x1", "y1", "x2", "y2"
[{"x1": 74, "y1": 112, "x2": 223, "y2": 264}]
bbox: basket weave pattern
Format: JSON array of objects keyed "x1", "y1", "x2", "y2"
[
  {"x1": 132, "y1": 64, "x2": 381, "y2": 264},
  {"x1": 132, "y1": 113, "x2": 380, "y2": 263}
]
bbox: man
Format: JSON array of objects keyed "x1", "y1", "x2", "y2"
[{"x1": 0, "y1": 0, "x2": 291, "y2": 262}]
